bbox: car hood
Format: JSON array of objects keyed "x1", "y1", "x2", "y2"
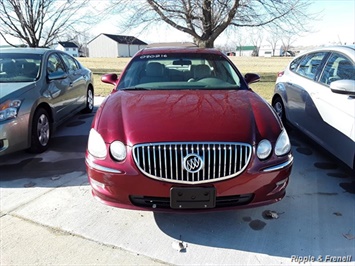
[
  {"x1": 0, "y1": 82, "x2": 35, "y2": 99},
  {"x1": 95, "y1": 90, "x2": 282, "y2": 146}
]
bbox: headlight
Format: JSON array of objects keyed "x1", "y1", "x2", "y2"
[
  {"x1": 87, "y1": 128, "x2": 107, "y2": 158},
  {"x1": 110, "y1": 141, "x2": 127, "y2": 161},
  {"x1": 0, "y1": 100, "x2": 22, "y2": 121},
  {"x1": 275, "y1": 130, "x2": 291, "y2": 156},
  {"x1": 257, "y1": 139, "x2": 272, "y2": 159}
]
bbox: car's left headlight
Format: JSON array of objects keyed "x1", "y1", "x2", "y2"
[
  {"x1": 275, "y1": 130, "x2": 291, "y2": 156},
  {"x1": 0, "y1": 100, "x2": 22, "y2": 121},
  {"x1": 257, "y1": 139, "x2": 272, "y2": 159}
]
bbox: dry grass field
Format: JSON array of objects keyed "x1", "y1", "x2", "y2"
[{"x1": 78, "y1": 56, "x2": 292, "y2": 103}]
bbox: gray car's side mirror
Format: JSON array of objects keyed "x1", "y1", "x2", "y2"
[{"x1": 48, "y1": 71, "x2": 68, "y2": 81}]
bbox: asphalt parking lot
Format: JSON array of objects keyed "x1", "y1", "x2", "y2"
[{"x1": 1, "y1": 97, "x2": 354, "y2": 265}]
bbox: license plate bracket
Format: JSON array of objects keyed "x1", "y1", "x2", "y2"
[{"x1": 170, "y1": 187, "x2": 216, "y2": 209}]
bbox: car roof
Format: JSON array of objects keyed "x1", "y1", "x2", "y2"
[
  {"x1": 137, "y1": 46, "x2": 224, "y2": 56},
  {"x1": 0, "y1": 47, "x2": 53, "y2": 55}
]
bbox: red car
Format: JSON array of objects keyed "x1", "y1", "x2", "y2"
[{"x1": 85, "y1": 46, "x2": 293, "y2": 211}]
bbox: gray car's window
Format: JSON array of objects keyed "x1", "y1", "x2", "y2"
[
  {"x1": 48, "y1": 54, "x2": 65, "y2": 74},
  {"x1": 0, "y1": 53, "x2": 41, "y2": 82},
  {"x1": 295, "y1": 52, "x2": 327, "y2": 80},
  {"x1": 60, "y1": 53, "x2": 79, "y2": 72},
  {"x1": 320, "y1": 53, "x2": 355, "y2": 85}
]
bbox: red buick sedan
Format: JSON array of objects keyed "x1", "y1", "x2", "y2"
[{"x1": 85, "y1": 46, "x2": 293, "y2": 211}]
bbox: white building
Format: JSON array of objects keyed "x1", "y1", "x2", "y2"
[
  {"x1": 87, "y1": 34, "x2": 147, "y2": 58},
  {"x1": 52, "y1": 42, "x2": 79, "y2": 57}
]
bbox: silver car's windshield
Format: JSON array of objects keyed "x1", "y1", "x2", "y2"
[
  {"x1": 117, "y1": 53, "x2": 246, "y2": 90},
  {"x1": 0, "y1": 53, "x2": 42, "y2": 83}
]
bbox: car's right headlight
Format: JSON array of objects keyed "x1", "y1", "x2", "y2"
[
  {"x1": 87, "y1": 128, "x2": 107, "y2": 158},
  {"x1": 0, "y1": 100, "x2": 22, "y2": 121},
  {"x1": 110, "y1": 141, "x2": 127, "y2": 161}
]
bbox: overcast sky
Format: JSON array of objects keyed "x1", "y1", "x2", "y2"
[
  {"x1": 92, "y1": 0, "x2": 355, "y2": 47},
  {"x1": 1, "y1": 0, "x2": 354, "y2": 47}
]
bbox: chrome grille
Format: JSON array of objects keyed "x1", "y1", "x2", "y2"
[{"x1": 132, "y1": 142, "x2": 252, "y2": 184}]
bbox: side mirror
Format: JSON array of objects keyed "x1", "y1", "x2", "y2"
[
  {"x1": 101, "y1": 73, "x2": 119, "y2": 86},
  {"x1": 330, "y1": 79, "x2": 355, "y2": 95},
  {"x1": 48, "y1": 71, "x2": 67, "y2": 81},
  {"x1": 244, "y1": 73, "x2": 260, "y2": 84}
]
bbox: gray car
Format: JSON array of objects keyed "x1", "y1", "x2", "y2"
[
  {"x1": 0, "y1": 48, "x2": 94, "y2": 156},
  {"x1": 272, "y1": 45, "x2": 355, "y2": 170}
]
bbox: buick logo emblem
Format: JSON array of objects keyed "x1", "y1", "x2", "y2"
[{"x1": 183, "y1": 154, "x2": 204, "y2": 173}]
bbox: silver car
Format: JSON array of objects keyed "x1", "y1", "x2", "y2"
[
  {"x1": 272, "y1": 45, "x2": 355, "y2": 170},
  {"x1": 0, "y1": 48, "x2": 94, "y2": 156}
]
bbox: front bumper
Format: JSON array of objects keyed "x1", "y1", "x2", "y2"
[
  {"x1": 85, "y1": 153, "x2": 293, "y2": 212},
  {"x1": 0, "y1": 115, "x2": 29, "y2": 156}
]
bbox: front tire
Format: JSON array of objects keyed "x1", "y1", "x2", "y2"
[{"x1": 29, "y1": 108, "x2": 51, "y2": 153}]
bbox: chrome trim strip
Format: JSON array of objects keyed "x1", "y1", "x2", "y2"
[
  {"x1": 86, "y1": 157, "x2": 122, "y2": 174},
  {"x1": 262, "y1": 156, "x2": 294, "y2": 172}
]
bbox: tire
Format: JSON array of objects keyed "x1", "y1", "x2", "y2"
[
  {"x1": 272, "y1": 96, "x2": 286, "y2": 125},
  {"x1": 29, "y1": 108, "x2": 51, "y2": 153},
  {"x1": 82, "y1": 86, "x2": 94, "y2": 113}
]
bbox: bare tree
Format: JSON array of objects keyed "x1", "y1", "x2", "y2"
[
  {"x1": 250, "y1": 28, "x2": 263, "y2": 56},
  {"x1": 266, "y1": 29, "x2": 281, "y2": 56},
  {"x1": 111, "y1": 0, "x2": 316, "y2": 48},
  {"x1": 0, "y1": 0, "x2": 93, "y2": 47}
]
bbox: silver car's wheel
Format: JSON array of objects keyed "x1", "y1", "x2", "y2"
[
  {"x1": 272, "y1": 97, "x2": 286, "y2": 124},
  {"x1": 82, "y1": 86, "x2": 94, "y2": 113},
  {"x1": 29, "y1": 108, "x2": 51, "y2": 153}
]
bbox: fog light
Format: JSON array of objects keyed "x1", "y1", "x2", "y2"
[
  {"x1": 90, "y1": 178, "x2": 106, "y2": 190},
  {"x1": 267, "y1": 177, "x2": 289, "y2": 196}
]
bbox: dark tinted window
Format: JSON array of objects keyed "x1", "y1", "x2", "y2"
[
  {"x1": 289, "y1": 56, "x2": 303, "y2": 72},
  {"x1": 320, "y1": 53, "x2": 355, "y2": 85},
  {"x1": 294, "y1": 52, "x2": 327, "y2": 80}
]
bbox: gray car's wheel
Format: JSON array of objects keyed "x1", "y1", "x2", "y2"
[
  {"x1": 272, "y1": 97, "x2": 286, "y2": 124},
  {"x1": 29, "y1": 108, "x2": 51, "y2": 153},
  {"x1": 82, "y1": 86, "x2": 94, "y2": 113}
]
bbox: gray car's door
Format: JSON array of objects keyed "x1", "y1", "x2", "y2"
[
  {"x1": 59, "y1": 53, "x2": 86, "y2": 111},
  {"x1": 45, "y1": 53, "x2": 74, "y2": 122}
]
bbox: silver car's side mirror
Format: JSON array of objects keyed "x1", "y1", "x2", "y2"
[{"x1": 330, "y1": 79, "x2": 355, "y2": 95}]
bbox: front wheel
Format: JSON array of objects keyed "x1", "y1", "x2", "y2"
[
  {"x1": 82, "y1": 86, "x2": 94, "y2": 113},
  {"x1": 29, "y1": 108, "x2": 51, "y2": 153},
  {"x1": 272, "y1": 97, "x2": 286, "y2": 125}
]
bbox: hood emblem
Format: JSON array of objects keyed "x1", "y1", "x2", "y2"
[{"x1": 183, "y1": 154, "x2": 204, "y2": 173}]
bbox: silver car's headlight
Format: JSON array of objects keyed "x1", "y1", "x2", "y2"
[
  {"x1": 0, "y1": 100, "x2": 22, "y2": 121},
  {"x1": 110, "y1": 141, "x2": 127, "y2": 161},
  {"x1": 87, "y1": 128, "x2": 107, "y2": 158},
  {"x1": 275, "y1": 130, "x2": 291, "y2": 156},
  {"x1": 257, "y1": 139, "x2": 272, "y2": 159}
]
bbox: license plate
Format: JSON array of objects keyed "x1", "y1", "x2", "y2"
[{"x1": 170, "y1": 187, "x2": 216, "y2": 209}]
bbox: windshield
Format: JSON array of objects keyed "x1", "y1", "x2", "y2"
[
  {"x1": 0, "y1": 53, "x2": 42, "y2": 83},
  {"x1": 117, "y1": 53, "x2": 246, "y2": 90}
]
